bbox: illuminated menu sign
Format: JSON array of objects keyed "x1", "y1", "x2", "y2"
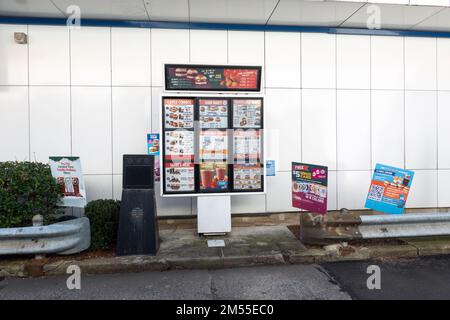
[
  {"x1": 165, "y1": 64, "x2": 262, "y2": 92},
  {"x1": 161, "y1": 96, "x2": 264, "y2": 195}
]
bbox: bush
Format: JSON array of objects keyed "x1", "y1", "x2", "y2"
[
  {"x1": 0, "y1": 161, "x2": 63, "y2": 228},
  {"x1": 85, "y1": 199, "x2": 121, "y2": 251}
]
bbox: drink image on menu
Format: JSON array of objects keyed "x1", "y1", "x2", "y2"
[{"x1": 200, "y1": 162, "x2": 228, "y2": 191}]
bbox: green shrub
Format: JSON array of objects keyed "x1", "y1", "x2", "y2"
[
  {"x1": 0, "y1": 161, "x2": 63, "y2": 228},
  {"x1": 84, "y1": 199, "x2": 121, "y2": 251}
]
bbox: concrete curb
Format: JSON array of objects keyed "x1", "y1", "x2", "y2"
[{"x1": 2, "y1": 240, "x2": 450, "y2": 278}]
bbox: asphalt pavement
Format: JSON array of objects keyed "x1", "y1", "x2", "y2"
[{"x1": 1, "y1": 255, "x2": 450, "y2": 300}]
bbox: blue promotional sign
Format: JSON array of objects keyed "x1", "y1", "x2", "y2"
[
  {"x1": 266, "y1": 160, "x2": 275, "y2": 176},
  {"x1": 365, "y1": 164, "x2": 414, "y2": 214},
  {"x1": 147, "y1": 133, "x2": 160, "y2": 156}
]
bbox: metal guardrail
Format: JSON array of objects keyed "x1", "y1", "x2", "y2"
[
  {"x1": 299, "y1": 211, "x2": 450, "y2": 244},
  {"x1": 0, "y1": 217, "x2": 90, "y2": 255}
]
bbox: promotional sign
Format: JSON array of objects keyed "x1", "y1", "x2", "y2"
[
  {"x1": 165, "y1": 64, "x2": 261, "y2": 92},
  {"x1": 147, "y1": 133, "x2": 160, "y2": 156},
  {"x1": 266, "y1": 160, "x2": 275, "y2": 176},
  {"x1": 49, "y1": 156, "x2": 87, "y2": 208},
  {"x1": 365, "y1": 164, "x2": 414, "y2": 214},
  {"x1": 292, "y1": 162, "x2": 328, "y2": 214}
]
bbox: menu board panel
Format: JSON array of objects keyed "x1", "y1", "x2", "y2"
[
  {"x1": 199, "y1": 99, "x2": 228, "y2": 129},
  {"x1": 165, "y1": 162, "x2": 195, "y2": 192},
  {"x1": 163, "y1": 98, "x2": 194, "y2": 129},
  {"x1": 165, "y1": 64, "x2": 261, "y2": 92},
  {"x1": 200, "y1": 130, "x2": 227, "y2": 161},
  {"x1": 200, "y1": 162, "x2": 229, "y2": 192},
  {"x1": 233, "y1": 164, "x2": 262, "y2": 191},
  {"x1": 232, "y1": 99, "x2": 262, "y2": 129},
  {"x1": 161, "y1": 95, "x2": 264, "y2": 195},
  {"x1": 164, "y1": 130, "x2": 194, "y2": 161},
  {"x1": 233, "y1": 129, "x2": 261, "y2": 164}
]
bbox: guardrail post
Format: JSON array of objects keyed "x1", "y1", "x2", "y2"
[{"x1": 32, "y1": 214, "x2": 44, "y2": 260}]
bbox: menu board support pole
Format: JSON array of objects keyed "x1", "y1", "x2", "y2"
[{"x1": 197, "y1": 195, "x2": 231, "y2": 235}]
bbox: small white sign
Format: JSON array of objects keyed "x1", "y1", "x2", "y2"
[{"x1": 207, "y1": 239, "x2": 226, "y2": 247}]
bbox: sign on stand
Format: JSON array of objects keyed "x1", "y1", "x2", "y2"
[
  {"x1": 365, "y1": 163, "x2": 414, "y2": 214},
  {"x1": 49, "y1": 156, "x2": 87, "y2": 208},
  {"x1": 292, "y1": 162, "x2": 328, "y2": 214}
]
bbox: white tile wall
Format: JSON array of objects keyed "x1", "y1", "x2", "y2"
[
  {"x1": 0, "y1": 24, "x2": 28, "y2": 85},
  {"x1": 265, "y1": 88, "x2": 301, "y2": 171},
  {"x1": 113, "y1": 174, "x2": 123, "y2": 200},
  {"x1": 371, "y1": 36, "x2": 404, "y2": 90},
  {"x1": 231, "y1": 194, "x2": 266, "y2": 214},
  {"x1": 151, "y1": 86, "x2": 163, "y2": 132},
  {"x1": 266, "y1": 172, "x2": 297, "y2": 212},
  {"x1": 265, "y1": 32, "x2": 301, "y2": 88},
  {"x1": 190, "y1": 30, "x2": 228, "y2": 64},
  {"x1": 155, "y1": 185, "x2": 192, "y2": 216},
  {"x1": 371, "y1": 90, "x2": 404, "y2": 168},
  {"x1": 405, "y1": 91, "x2": 437, "y2": 169},
  {"x1": 29, "y1": 87, "x2": 71, "y2": 163},
  {"x1": 0, "y1": 86, "x2": 29, "y2": 161},
  {"x1": 337, "y1": 171, "x2": 372, "y2": 210},
  {"x1": 151, "y1": 28, "x2": 190, "y2": 87},
  {"x1": 228, "y1": 31, "x2": 264, "y2": 66},
  {"x1": 437, "y1": 38, "x2": 450, "y2": 91},
  {"x1": 1, "y1": 24, "x2": 450, "y2": 215},
  {"x1": 84, "y1": 175, "x2": 113, "y2": 202},
  {"x1": 337, "y1": 90, "x2": 371, "y2": 170},
  {"x1": 328, "y1": 171, "x2": 337, "y2": 211},
  {"x1": 71, "y1": 87, "x2": 112, "y2": 175},
  {"x1": 70, "y1": 27, "x2": 111, "y2": 86},
  {"x1": 337, "y1": 35, "x2": 370, "y2": 89},
  {"x1": 112, "y1": 87, "x2": 152, "y2": 174},
  {"x1": 438, "y1": 91, "x2": 450, "y2": 168},
  {"x1": 28, "y1": 25, "x2": 70, "y2": 86},
  {"x1": 407, "y1": 170, "x2": 438, "y2": 208},
  {"x1": 405, "y1": 37, "x2": 437, "y2": 90},
  {"x1": 301, "y1": 89, "x2": 337, "y2": 170},
  {"x1": 301, "y1": 33, "x2": 336, "y2": 89},
  {"x1": 438, "y1": 170, "x2": 450, "y2": 207},
  {"x1": 111, "y1": 27, "x2": 151, "y2": 86}
]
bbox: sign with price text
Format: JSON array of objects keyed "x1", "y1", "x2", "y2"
[{"x1": 292, "y1": 162, "x2": 328, "y2": 214}]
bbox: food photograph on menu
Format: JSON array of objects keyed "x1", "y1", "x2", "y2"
[
  {"x1": 200, "y1": 130, "x2": 227, "y2": 161},
  {"x1": 164, "y1": 162, "x2": 195, "y2": 192},
  {"x1": 199, "y1": 98, "x2": 228, "y2": 129},
  {"x1": 164, "y1": 130, "x2": 194, "y2": 161},
  {"x1": 165, "y1": 64, "x2": 261, "y2": 91},
  {"x1": 232, "y1": 99, "x2": 262, "y2": 129},
  {"x1": 233, "y1": 129, "x2": 261, "y2": 164},
  {"x1": 163, "y1": 98, "x2": 194, "y2": 129},
  {"x1": 233, "y1": 164, "x2": 262, "y2": 191},
  {"x1": 200, "y1": 162, "x2": 229, "y2": 192}
]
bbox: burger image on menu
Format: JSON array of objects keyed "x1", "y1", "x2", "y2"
[
  {"x1": 195, "y1": 74, "x2": 207, "y2": 86},
  {"x1": 186, "y1": 69, "x2": 198, "y2": 79}
]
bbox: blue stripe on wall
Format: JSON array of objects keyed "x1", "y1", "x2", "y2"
[{"x1": 1, "y1": 15, "x2": 450, "y2": 38}]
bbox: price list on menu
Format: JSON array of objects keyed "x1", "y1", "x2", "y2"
[
  {"x1": 232, "y1": 99, "x2": 263, "y2": 191},
  {"x1": 162, "y1": 98, "x2": 196, "y2": 193},
  {"x1": 162, "y1": 96, "x2": 264, "y2": 195}
]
